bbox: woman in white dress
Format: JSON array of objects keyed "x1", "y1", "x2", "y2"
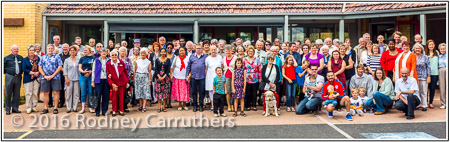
[{"x1": 205, "y1": 45, "x2": 224, "y2": 111}]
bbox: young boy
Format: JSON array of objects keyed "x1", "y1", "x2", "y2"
[
  {"x1": 358, "y1": 87, "x2": 370, "y2": 112},
  {"x1": 295, "y1": 60, "x2": 309, "y2": 105},
  {"x1": 213, "y1": 67, "x2": 227, "y2": 117},
  {"x1": 350, "y1": 88, "x2": 364, "y2": 116},
  {"x1": 304, "y1": 75, "x2": 317, "y2": 100},
  {"x1": 323, "y1": 85, "x2": 339, "y2": 108}
]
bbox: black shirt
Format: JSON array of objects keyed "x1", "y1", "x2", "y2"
[
  {"x1": 59, "y1": 52, "x2": 71, "y2": 76},
  {"x1": 4, "y1": 54, "x2": 23, "y2": 75}
]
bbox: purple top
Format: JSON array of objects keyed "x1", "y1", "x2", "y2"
[{"x1": 306, "y1": 53, "x2": 324, "y2": 74}]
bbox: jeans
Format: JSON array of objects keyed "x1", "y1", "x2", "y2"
[
  {"x1": 79, "y1": 75, "x2": 92, "y2": 103},
  {"x1": 295, "y1": 97, "x2": 322, "y2": 115},
  {"x1": 95, "y1": 79, "x2": 110, "y2": 115},
  {"x1": 191, "y1": 78, "x2": 205, "y2": 108},
  {"x1": 364, "y1": 91, "x2": 393, "y2": 112},
  {"x1": 286, "y1": 81, "x2": 296, "y2": 107},
  {"x1": 213, "y1": 93, "x2": 225, "y2": 114},
  {"x1": 428, "y1": 75, "x2": 438, "y2": 104},
  {"x1": 395, "y1": 94, "x2": 420, "y2": 117}
]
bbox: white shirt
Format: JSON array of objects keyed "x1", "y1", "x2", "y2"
[
  {"x1": 395, "y1": 76, "x2": 420, "y2": 102},
  {"x1": 135, "y1": 58, "x2": 150, "y2": 74},
  {"x1": 350, "y1": 96, "x2": 363, "y2": 107},
  {"x1": 171, "y1": 55, "x2": 190, "y2": 79},
  {"x1": 361, "y1": 50, "x2": 368, "y2": 65},
  {"x1": 205, "y1": 55, "x2": 223, "y2": 90},
  {"x1": 111, "y1": 60, "x2": 120, "y2": 78}
]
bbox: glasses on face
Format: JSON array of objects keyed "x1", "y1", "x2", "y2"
[
  {"x1": 111, "y1": 54, "x2": 117, "y2": 56},
  {"x1": 196, "y1": 48, "x2": 202, "y2": 50},
  {"x1": 97, "y1": 46, "x2": 103, "y2": 48},
  {"x1": 265, "y1": 44, "x2": 270, "y2": 46},
  {"x1": 311, "y1": 68, "x2": 317, "y2": 71}
]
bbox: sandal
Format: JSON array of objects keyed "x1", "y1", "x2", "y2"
[
  {"x1": 142, "y1": 108, "x2": 146, "y2": 112},
  {"x1": 232, "y1": 112, "x2": 238, "y2": 117},
  {"x1": 138, "y1": 107, "x2": 142, "y2": 112},
  {"x1": 240, "y1": 111, "x2": 247, "y2": 117},
  {"x1": 162, "y1": 108, "x2": 167, "y2": 112},
  {"x1": 157, "y1": 108, "x2": 161, "y2": 113}
]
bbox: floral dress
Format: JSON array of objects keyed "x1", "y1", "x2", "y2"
[
  {"x1": 154, "y1": 58, "x2": 171, "y2": 99},
  {"x1": 244, "y1": 57, "x2": 261, "y2": 84},
  {"x1": 233, "y1": 68, "x2": 245, "y2": 99}
]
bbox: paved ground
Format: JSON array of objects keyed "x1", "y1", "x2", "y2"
[{"x1": 2, "y1": 90, "x2": 448, "y2": 140}]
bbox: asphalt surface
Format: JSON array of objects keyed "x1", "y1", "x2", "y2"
[{"x1": 3, "y1": 122, "x2": 446, "y2": 139}]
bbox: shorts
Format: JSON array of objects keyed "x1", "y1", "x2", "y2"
[
  {"x1": 225, "y1": 77, "x2": 232, "y2": 95},
  {"x1": 324, "y1": 99, "x2": 337, "y2": 106},
  {"x1": 40, "y1": 79, "x2": 61, "y2": 92}
]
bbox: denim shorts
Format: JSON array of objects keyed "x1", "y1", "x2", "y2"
[
  {"x1": 40, "y1": 79, "x2": 61, "y2": 92},
  {"x1": 324, "y1": 99, "x2": 338, "y2": 106}
]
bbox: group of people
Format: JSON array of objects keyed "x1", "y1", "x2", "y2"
[{"x1": 4, "y1": 32, "x2": 447, "y2": 120}]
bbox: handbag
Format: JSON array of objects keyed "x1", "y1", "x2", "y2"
[
  {"x1": 258, "y1": 65, "x2": 273, "y2": 91},
  {"x1": 88, "y1": 95, "x2": 98, "y2": 109}
]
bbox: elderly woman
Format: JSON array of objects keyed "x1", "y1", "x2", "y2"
[
  {"x1": 328, "y1": 50, "x2": 347, "y2": 89},
  {"x1": 118, "y1": 47, "x2": 134, "y2": 112},
  {"x1": 78, "y1": 46, "x2": 94, "y2": 114},
  {"x1": 22, "y1": 45, "x2": 40, "y2": 114},
  {"x1": 438, "y1": 43, "x2": 447, "y2": 109},
  {"x1": 154, "y1": 48, "x2": 171, "y2": 113},
  {"x1": 393, "y1": 41, "x2": 418, "y2": 82},
  {"x1": 223, "y1": 44, "x2": 238, "y2": 112},
  {"x1": 237, "y1": 46, "x2": 246, "y2": 59},
  {"x1": 107, "y1": 50, "x2": 129, "y2": 116},
  {"x1": 63, "y1": 46, "x2": 80, "y2": 113},
  {"x1": 425, "y1": 40, "x2": 439, "y2": 109},
  {"x1": 413, "y1": 43, "x2": 430, "y2": 111},
  {"x1": 170, "y1": 47, "x2": 190, "y2": 111},
  {"x1": 365, "y1": 68, "x2": 394, "y2": 115},
  {"x1": 91, "y1": 48, "x2": 110, "y2": 116},
  {"x1": 244, "y1": 46, "x2": 262, "y2": 111},
  {"x1": 134, "y1": 48, "x2": 152, "y2": 112},
  {"x1": 261, "y1": 54, "x2": 281, "y2": 115},
  {"x1": 266, "y1": 46, "x2": 284, "y2": 97},
  {"x1": 205, "y1": 45, "x2": 223, "y2": 111}
]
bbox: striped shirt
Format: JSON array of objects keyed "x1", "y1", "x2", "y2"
[{"x1": 366, "y1": 55, "x2": 382, "y2": 72}]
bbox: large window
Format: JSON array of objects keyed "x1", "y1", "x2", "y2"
[{"x1": 289, "y1": 24, "x2": 336, "y2": 43}]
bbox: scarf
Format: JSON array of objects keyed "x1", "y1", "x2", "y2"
[
  {"x1": 179, "y1": 55, "x2": 186, "y2": 71},
  {"x1": 394, "y1": 51, "x2": 411, "y2": 80},
  {"x1": 28, "y1": 55, "x2": 38, "y2": 72}
]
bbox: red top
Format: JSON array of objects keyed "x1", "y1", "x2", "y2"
[
  {"x1": 106, "y1": 60, "x2": 129, "y2": 87},
  {"x1": 225, "y1": 56, "x2": 233, "y2": 77},
  {"x1": 283, "y1": 65, "x2": 296, "y2": 80},
  {"x1": 380, "y1": 49, "x2": 403, "y2": 72},
  {"x1": 322, "y1": 80, "x2": 345, "y2": 100}
]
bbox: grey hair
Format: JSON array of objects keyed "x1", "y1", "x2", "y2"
[
  {"x1": 324, "y1": 38, "x2": 332, "y2": 42},
  {"x1": 359, "y1": 37, "x2": 364, "y2": 42},
  {"x1": 27, "y1": 45, "x2": 35, "y2": 53},
  {"x1": 266, "y1": 54, "x2": 274, "y2": 60},
  {"x1": 47, "y1": 44, "x2": 55, "y2": 48},
  {"x1": 119, "y1": 46, "x2": 128, "y2": 53},
  {"x1": 100, "y1": 48, "x2": 108, "y2": 52},
  {"x1": 35, "y1": 43, "x2": 41, "y2": 47},
  {"x1": 270, "y1": 46, "x2": 278, "y2": 51},
  {"x1": 244, "y1": 40, "x2": 251, "y2": 44},
  {"x1": 140, "y1": 48, "x2": 148, "y2": 55},
  {"x1": 363, "y1": 33, "x2": 370, "y2": 37},
  {"x1": 210, "y1": 45, "x2": 217, "y2": 50},
  {"x1": 211, "y1": 39, "x2": 218, "y2": 44},
  {"x1": 315, "y1": 39, "x2": 323, "y2": 45},
  {"x1": 11, "y1": 44, "x2": 19, "y2": 50},
  {"x1": 159, "y1": 36, "x2": 166, "y2": 41},
  {"x1": 96, "y1": 43, "x2": 103, "y2": 47},
  {"x1": 53, "y1": 35, "x2": 60, "y2": 40},
  {"x1": 186, "y1": 41, "x2": 194, "y2": 46},
  {"x1": 219, "y1": 39, "x2": 226, "y2": 44},
  {"x1": 110, "y1": 49, "x2": 119, "y2": 56},
  {"x1": 62, "y1": 43, "x2": 69, "y2": 47},
  {"x1": 438, "y1": 43, "x2": 446, "y2": 49},
  {"x1": 333, "y1": 39, "x2": 340, "y2": 44},
  {"x1": 224, "y1": 44, "x2": 233, "y2": 50},
  {"x1": 413, "y1": 43, "x2": 424, "y2": 53}
]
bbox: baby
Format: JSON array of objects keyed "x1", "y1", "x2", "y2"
[
  {"x1": 323, "y1": 85, "x2": 338, "y2": 107},
  {"x1": 304, "y1": 75, "x2": 317, "y2": 100}
]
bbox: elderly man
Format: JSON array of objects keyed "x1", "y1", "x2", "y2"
[
  {"x1": 128, "y1": 39, "x2": 141, "y2": 57},
  {"x1": 333, "y1": 39, "x2": 340, "y2": 48},
  {"x1": 75, "y1": 36, "x2": 84, "y2": 54},
  {"x1": 121, "y1": 40, "x2": 128, "y2": 48},
  {"x1": 363, "y1": 33, "x2": 371, "y2": 42},
  {"x1": 53, "y1": 35, "x2": 63, "y2": 54},
  {"x1": 315, "y1": 39, "x2": 324, "y2": 50},
  {"x1": 394, "y1": 67, "x2": 421, "y2": 119},
  {"x1": 320, "y1": 38, "x2": 338, "y2": 55},
  {"x1": 377, "y1": 35, "x2": 386, "y2": 51},
  {"x1": 159, "y1": 36, "x2": 167, "y2": 49},
  {"x1": 217, "y1": 39, "x2": 226, "y2": 57},
  {"x1": 243, "y1": 40, "x2": 251, "y2": 50},
  {"x1": 295, "y1": 65, "x2": 324, "y2": 115},
  {"x1": 322, "y1": 71, "x2": 352, "y2": 121},
  {"x1": 4, "y1": 45, "x2": 24, "y2": 115},
  {"x1": 58, "y1": 43, "x2": 70, "y2": 108},
  {"x1": 186, "y1": 43, "x2": 208, "y2": 112},
  {"x1": 255, "y1": 40, "x2": 267, "y2": 65},
  {"x1": 354, "y1": 37, "x2": 367, "y2": 65},
  {"x1": 88, "y1": 38, "x2": 96, "y2": 48},
  {"x1": 93, "y1": 43, "x2": 104, "y2": 59},
  {"x1": 235, "y1": 38, "x2": 243, "y2": 47},
  {"x1": 39, "y1": 44, "x2": 63, "y2": 114}
]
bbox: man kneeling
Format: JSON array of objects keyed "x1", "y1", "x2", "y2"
[
  {"x1": 394, "y1": 67, "x2": 420, "y2": 119},
  {"x1": 322, "y1": 71, "x2": 352, "y2": 121}
]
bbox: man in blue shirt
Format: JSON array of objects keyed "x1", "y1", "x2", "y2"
[
  {"x1": 394, "y1": 67, "x2": 420, "y2": 119},
  {"x1": 186, "y1": 43, "x2": 208, "y2": 112},
  {"x1": 284, "y1": 42, "x2": 301, "y2": 65},
  {"x1": 38, "y1": 44, "x2": 63, "y2": 114}
]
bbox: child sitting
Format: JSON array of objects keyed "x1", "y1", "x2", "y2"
[
  {"x1": 323, "y1": 85, "x2": 339, "y2": 108},
  {"x1": 350, "y1": 88, "x2": 364, "y2": 116}
]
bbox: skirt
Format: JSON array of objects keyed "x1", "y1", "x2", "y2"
[
  {"x1": 134, "y1": 73, "x2": 150, "y2": 100},
  {"x1": 154, "y1": 76, "x2": 170, "y2": 100},
  {"x1": 171, "y1": 77, "x2": 190, "y2": 102}
]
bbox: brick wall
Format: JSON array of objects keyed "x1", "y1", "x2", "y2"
[
  {"x1": 397, "y1": 16, "x2": 412, "y2": 41},
  {"x1": 3, "y1": 3, "x2": 48, "y2": 97}
]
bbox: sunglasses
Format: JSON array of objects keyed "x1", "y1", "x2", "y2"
[
  {"x1": 111, "y1": 54, "x2": 117, "y2": 56},
  {"x1": 265, "y1": 44, "x2": 271, "y2": 46},
  {"x1": 311, "y1": 69, "x2": 318, "y2": 71}
]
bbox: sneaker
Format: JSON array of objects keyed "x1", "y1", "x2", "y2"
[
  {"x1": 350, "y1": 109, "x2": 356, "y2": 116},
  {"x1": 184, "y1": 107, "x2": 189, "y2": 110},
  {"x1": 328, "y1": 111, "x2": 333, "y2": 118},
  {"x1": 356, "y1": 109, "x2": 364, "y2": 116},
  {"x1": 178, "y1": 107, "x2": 182, "y2": 111},
  {"x1": 440, "y1": 105, "x2": 446, "y2": 109},
  {"x1": 213, "y1": 114, "x2": 218, "y2": 117},
  {"x1": 220, "y1": 113, "x2": 227, "y2": 117},
  {"x1": 346, "y1": 113, "x2": 353, "y2": 121}
]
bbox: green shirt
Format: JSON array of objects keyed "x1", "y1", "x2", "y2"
[
  {"x1": 213, "y1": 76, "x2": 226, "y2": 94},
  {"x1": 430, "y1": 56, "x2": 439, "y2": 75}
]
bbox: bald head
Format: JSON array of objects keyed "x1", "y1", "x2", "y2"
[
  {"x1": 11, "y1": 45, "x2": 19, "y2": 56},
  {"x1": 401, "y1": 67, "x2": 409, "y2": 80}
]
